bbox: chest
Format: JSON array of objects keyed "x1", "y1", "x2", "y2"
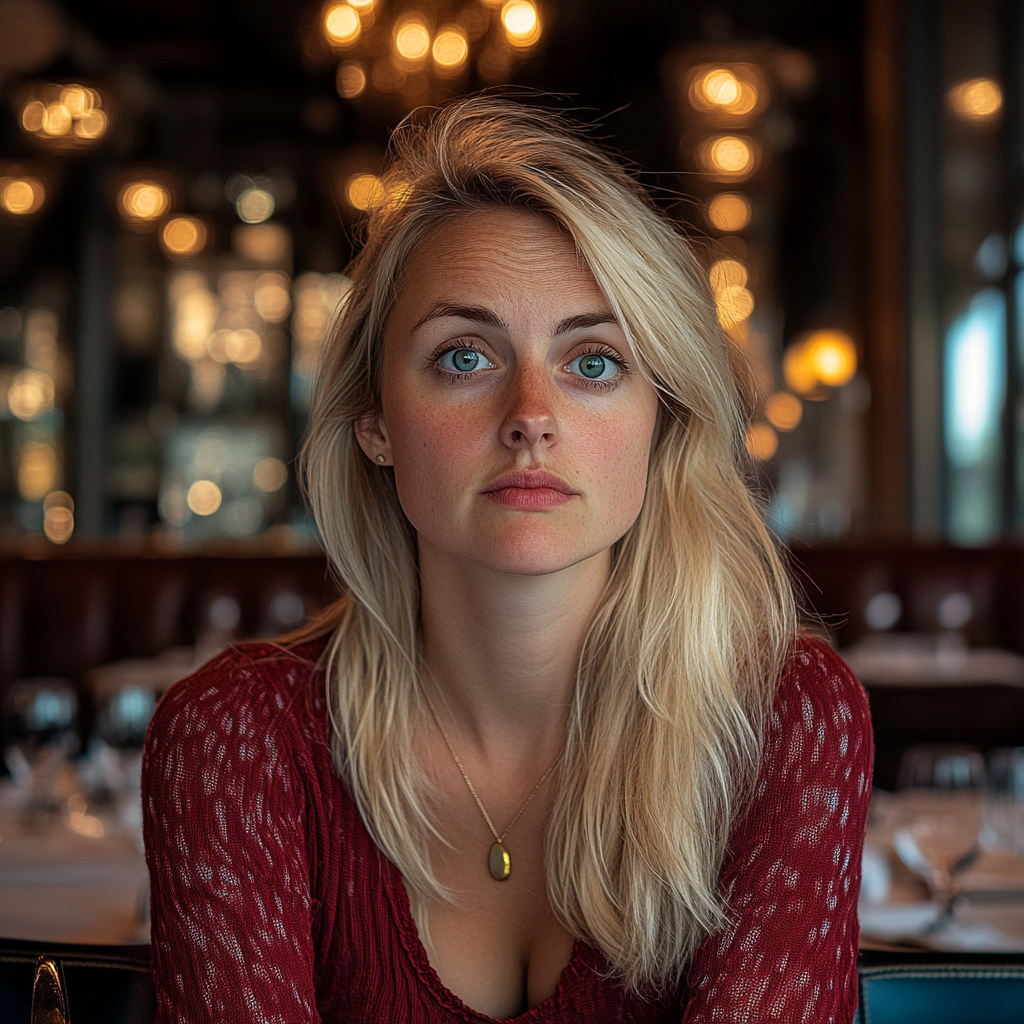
[{"x1": 316, "y1": 791, "x2": 684, "y2": 1023}]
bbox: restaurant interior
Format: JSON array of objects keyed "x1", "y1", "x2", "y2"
[{"x1": 3, "y1": 0, "x2": 1024, "y2": 1017}]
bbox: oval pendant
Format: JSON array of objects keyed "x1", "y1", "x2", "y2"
[{"x1": 488, "y1": 842, "x2": 511, "y2": 881}]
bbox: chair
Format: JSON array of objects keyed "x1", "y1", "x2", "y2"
[
  {"x1": 0, "y1": 936, "x2": 154, "y2": 1024},
  {"x1": 856, "y1": 949, "x2": 1024, "y2": 1024}
]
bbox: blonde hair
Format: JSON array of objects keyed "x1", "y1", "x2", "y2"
[{"x1": 299, "y1": 95, "x2": 797, "y2": 993}]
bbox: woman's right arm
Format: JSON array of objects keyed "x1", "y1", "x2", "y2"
[{"x1": 142, "y1": 649, "x2": 321, "y2": 1024}]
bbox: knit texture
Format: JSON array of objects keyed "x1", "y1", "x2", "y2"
[{"x1": 143, "y1": 636, "x2": 871, "y2": 1023}]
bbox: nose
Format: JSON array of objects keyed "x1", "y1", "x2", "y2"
[{"x1": 499, "y1": 363, "x2": 558, "y2": 451}]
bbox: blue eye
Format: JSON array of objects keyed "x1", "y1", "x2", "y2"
[
  {"x1": 436, "y1": 348, "x2": 493, "y2": 373},
  {"x1": 568, "y1": 352, "x2": 619, "y2": 381}
]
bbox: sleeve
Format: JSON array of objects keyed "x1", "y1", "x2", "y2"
[
  {"x1": 142, "y1": 651, "x2": 321, "y2": 1024},
  {"x1": 681, "y1": 638, "x2": 873, "y2": 1024}
]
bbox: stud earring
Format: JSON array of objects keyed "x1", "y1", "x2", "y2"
[{"x1": 376, "y1": 454, "x2": 386, "y2": 464}]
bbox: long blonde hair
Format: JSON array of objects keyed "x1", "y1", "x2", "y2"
[{"x1": 299, "y1": 96, "x2": 797, "y2": 992}]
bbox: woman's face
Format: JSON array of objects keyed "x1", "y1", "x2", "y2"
[{"x1": 358, "y1": 208, "x2": 660, "y2": 577}]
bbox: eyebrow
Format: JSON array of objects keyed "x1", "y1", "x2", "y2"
[{"x1": 410, "y1": 303, "x2": 620, "y2": 336}]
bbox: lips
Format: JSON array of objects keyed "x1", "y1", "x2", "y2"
[{"x1": 482, "y1": 470, "x2": 577, "y2": 509}]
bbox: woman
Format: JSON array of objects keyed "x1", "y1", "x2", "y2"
[{"x1": 143, "y1": 96, "x2": 872, "y2": 1023}]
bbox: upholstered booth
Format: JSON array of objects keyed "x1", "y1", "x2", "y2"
[{"x1": 855, "y1": 950, "x2": 1024, "y2": 1024}]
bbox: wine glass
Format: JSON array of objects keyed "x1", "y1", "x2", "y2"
[
  {"x1": 984, "y1": 747, "x2": 1024, "y2": 855},
  {"x1": 893, "y1": 745, "x2": 985, "y2": 930},
  {"x1": 1, "y1": 678, "x2": 79, "y2": 824}
]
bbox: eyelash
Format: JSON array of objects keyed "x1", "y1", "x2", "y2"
[
  {"x1": 427, "y1": 342, "x2": 629, "y2": 388},
  {"x1": 570, "y1": 345, "x2": 629, "y2": 391}
]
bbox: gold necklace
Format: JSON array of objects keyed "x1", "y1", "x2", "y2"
[{"x1": 422, "y1": 689, "x2": 563, "y2": 881}]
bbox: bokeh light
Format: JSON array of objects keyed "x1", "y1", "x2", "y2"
[
  {"x1": 715, "y1": 285, "x2": 755, "y2": 327},
  {"x1": 395, "y1": 15, "x2": 431, "y2": 62},
  {"x1": 118, "y1": 180, "x2": 171, "y2": 224},
  {"x1": 346, "y1": 172, "x2": 384, "y2": 210},
  {"x1": 783, "y1": 330, "x2": 858, "y2": 393},
  {"x1": 709, "y1": 258, "x2": 748, "y2": 292},
  {"x1": 745, "y1": 424, "x2": 778, "y2": 461},
  {"x1": 18, "y1": 442, "x2": 57, "y2": 500},
  {"x1": 765, "y1": 392, "x2": 803, "y2": 432},
  {"x1": 19, "y1": 84, "x2": 108, "y2": 148},
  {"x1": 433, "y1": 27, "x2": 469, "y2": 72},
  {"x1": 324, "y1": 4, "x2": 361, "y2": 45},
  {"x1": 236, "y1": 187, "x2": 275, "y2": 224},
  {"x1": 807, "y1": 330, "x2": 857, "y2": 386},
  {"x1": 707, "y1": 192, "x2": 751, "y2": 232},
  {"x1": 43, "y1": 491, "x2": 74, "y2": 543},
  {"x1": 337, "y1": 62, "x2": 367, "y2": 98},
  {"x1": 0, "y1": 176, "x2": 45, "y2": 215},
  {"x1": 187, "y1": 479, "x2": 223, "y2": 516},
  {"x1": 688, "y1": 64, "x2": 763, "y2": 117},
  {"x1": 254, "y1": 272, "x2": 292, "y2": 322},
  {"x1": 7, "y1": 369, "x2": 54, "y2": 420},
  {"x1": 254, "y1": 457, "x2": 289, "y2": 492},
  {"x1": 947, "y1": 78, "x2": 1002, "y2": 123},
  {"x1": 699, "y1": 135, "x2": 757, "y2": 180},
  {"x1": 160, "y1": 216, "x2": 207, "y2": 259},
  {"x1": 502, "y1": 0, "x2": 540, "y2": 45}
]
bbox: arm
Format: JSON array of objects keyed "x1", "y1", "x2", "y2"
[
  {"x1": 142, "y1": 649, "x2": 321, "y2": 1024},
  {"x1": 682, "y1": 638, "x2": 873, "y2": 1024}
]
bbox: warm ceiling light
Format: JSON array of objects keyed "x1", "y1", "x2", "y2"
[
  {"x1": 253, "y1": 457, "x2": 288, "y2": 492},
  {"x1": 947, "y1": 77, "x2": 1002, "y2": 122},
  {"x1": 0, "y1": 176, "x2": 46, "y2": 215},
  {"x1": 17, "y1": 442, "x2": 57, "y2": 500},
  {"x1": 74, "y1": 108, "x2": 107, "y2": 139},
  {"x1": 745, "y1": 423, "x2": 778, "y2": 462},
  {"x1": 187, "y1": 479, "x2": 222, "y2": 516},
  {"x1": 160, "y1": 216, "x2": 208, "y2": 258},
  {"x1": 346, "y1": 172, "x2": 384, "y2": 210},
  {"x1": 765, "y1": 392, "x2": 803, "y2": 432},
  {"x1": 254, "y1": 272, "x2": 292, "y2": 322},
  {"x1": 17, "y1": 83, "x2": 109, "y2": 149},
  {"x1": 7, "y1": 369, "x2": 54, "y2": 420},
  {"x1": 236, "y1": 187, "x2": 275, "y2": 224},
  {"x1": 44, "y1": 504, "x2": 74, "y2": 544},
  {"x1": 709, "y1": 258, "x2": 747, "y2": 294},
  {"x1": 433, "y1": 27, "x2": 469, "y2": 70},
  {"x1": 783, "y1": 330, "x2": 857, "y2": 393},
  {"x1": 118, "y1": 180, "x2": 171, "y2": 222},
  {"x1": 336, "y1": 62, "x2": 367, "y2": 98},
  {"x1": 806, "y1": 330, "x2": 857, "y2": 387},
  {"x1": 707, "y1": 192, "x2": 751, "y2": 232},
  {"x1": 715, "y1": 285, "x2": 754, "y2": 327},
  {"x1": 502, "y1": 0, "x2": 540, "y2": 45},
  {"x1": 395, "y1": 16, "x2": 431, "y2": 61},
  {"x1": 687, "y1": 64, "x2": 764, "y2": 118},
  {"x1": 324, "y1": 4, "x2": 361, "y2": 45},
  {"x1": 43, "y1": 102, "x2": 72, "y2": 136},
  {"x1": 700, "y1": 135, "x2": 757, "y2": 179}
]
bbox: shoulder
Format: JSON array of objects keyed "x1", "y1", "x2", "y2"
[
  {"x1": 146, "y1": 638, "x2": 330, "y2": 763},
  {"x1": 770, "y1": 634, "x2": 871, "y2": 738}
]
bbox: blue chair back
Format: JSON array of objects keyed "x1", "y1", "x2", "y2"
[{"x1": 856, "y1": 950, "x2": 1024, "y2": 1024}]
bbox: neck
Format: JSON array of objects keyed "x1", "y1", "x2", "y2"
[{"x1": 418, "y1": 540, "x2": 611, "y2": 758}]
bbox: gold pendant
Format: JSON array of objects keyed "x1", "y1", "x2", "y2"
[{"x1": 488, "y1": 842, "x2": 511, "y2": 881}]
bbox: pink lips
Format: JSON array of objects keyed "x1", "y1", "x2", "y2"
[{"x1": 482, "y1": 470, "x2": 577, "y2": 509}]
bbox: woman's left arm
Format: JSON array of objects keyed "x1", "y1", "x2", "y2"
[{"x1": 682, "y1": 637, "x2": 873, "y2": 1024}]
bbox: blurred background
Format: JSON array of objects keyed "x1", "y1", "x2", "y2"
[{"x1": 6, "y1": 0, "x2": 1024, "y2": 954}]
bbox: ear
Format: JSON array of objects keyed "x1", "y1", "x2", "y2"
[{"x1": 354, "y1": 409, "x2": 392, "y2": 466}]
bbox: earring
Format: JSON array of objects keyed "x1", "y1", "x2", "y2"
[{"x1": 376, "y1": 454, "x2": 386, "y2": 464}]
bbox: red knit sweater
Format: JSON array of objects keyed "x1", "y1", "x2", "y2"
[{"x1": 142, "y1": 636, "x2": 871, "y2": 1023}]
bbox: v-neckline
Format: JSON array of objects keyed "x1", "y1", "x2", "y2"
[{"x1": 379, "y1": 845, "x2": 591, "y2": 1022}]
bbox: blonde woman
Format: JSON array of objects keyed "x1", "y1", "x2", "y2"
[{"x1": 143, "y1": 97, "x2": 872, "y2": 1023}]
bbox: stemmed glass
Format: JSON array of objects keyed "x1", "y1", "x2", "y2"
[
  {"x1": 984, "y1": 747, "x2": 1024, "y2": 855},
  {"x1": 893, "y1": 745, "x2": 985, "y2": 931},
  {"x1": 1, "y1": 678, "x2": 79, "y2": 824}
]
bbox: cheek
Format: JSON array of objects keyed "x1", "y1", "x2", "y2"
[{"x1": 578, "y1": 408, "x2": 657, "y2": 525}]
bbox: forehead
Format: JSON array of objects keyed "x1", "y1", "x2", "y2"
[{"x1": 392, "y1": 208, "x2": 605, "y2": 319}]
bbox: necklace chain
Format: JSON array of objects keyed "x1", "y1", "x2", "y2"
[{"x1": 422, "y1": 688, "x2": 563, "y2": 845}]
